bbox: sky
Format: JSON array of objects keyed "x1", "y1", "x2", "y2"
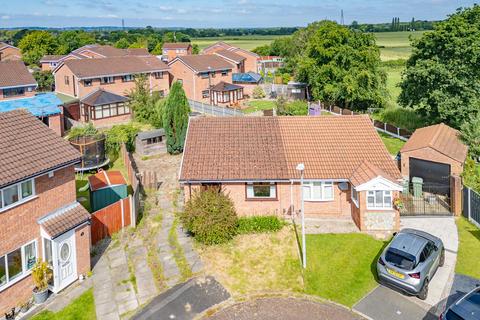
[{"x1": 0, "y1": 0, "x2": 476, "y2": 28}]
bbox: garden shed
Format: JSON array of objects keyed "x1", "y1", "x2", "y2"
[
  {"x1": 88, "y1": 170, "x2": 128, "y2": 211},
  {"x1": 135, "y1": 129, "x2": 167, "y2": 156}
]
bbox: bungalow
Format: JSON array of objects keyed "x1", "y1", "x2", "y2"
[
  {"x1": 202, "y1": 41, "x2": 260, "y2": 73},
  {"x1": 168, "y1": 55, "x2": 244, "y2": 106},
  {"x1": 0, "y1": 110, "x2": 91, "y2": 314},
  {"x1": 162, "y1": 43, "x2": 193, "y2": 62},
  {"x1": 53, "y1": 56, "x2": 170, "y2": 126},
  {"x1": 180, "y1": 116, "x2": 403, "y2": 232},
  {"x1": 0, "y1": 61, "x2": 37, "y2": 101},
  {"x1": 0, "y1": 42, "x2": 21, "y2": 61}
]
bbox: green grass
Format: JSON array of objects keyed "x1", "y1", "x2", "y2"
[
  {"x1": 456, "y1": 217, "x2": 480, "y2": 279},
  {"x1": 169, "y1": 217, "x2": 193, "y2": 280},
  {"x1": 242, "y1": 100, "x2": 276, "y2": 114},
  {"x1": 374, "y1": 31, "x2": 424, "y2": 61},
  {"x1": 192, "y1": 35, "x2": 283, "y2": 51},
  {"x1": 30, "y1": 289, "x2": 96, "y2": 320},
  {"x1": 304, "y1": 233, "x2": 387, "y2": 307},
  {"x1": 379, "y1": 132, "x2": 405, "y2": 156},
  {"x1": 384, "y1": 66, "x2": 403, "y2": 105},
  {"x1": 76, "y1": 177, "x2": 91, "y2": 212}
]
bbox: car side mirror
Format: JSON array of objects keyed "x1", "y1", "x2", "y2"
[{"x1": 392, "y1": 232, "x2": 397, "y2": 237}]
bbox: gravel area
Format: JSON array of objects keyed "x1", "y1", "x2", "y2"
[{"x1": 206, "y1": 297, "x2": 363, "y2": 320}]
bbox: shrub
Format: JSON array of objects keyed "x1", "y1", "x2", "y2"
[
  {"x1": 252, "y1": 86, "x2": 266, "y2": 99},
  {"x1": 237, "y1": 216, "x2": 284, "y2": 234},
  {"x1": 276, "y1": 97, "x2": 308, "y2": 116},
  {"x1": 67, "y1": 123, "x2": 99, "y2": 140},
  {"x1": 180, "y1": 188, "x2": 238, "y2": 245}
]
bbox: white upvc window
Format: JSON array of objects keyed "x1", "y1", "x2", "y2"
[
  {"x1": 303, "y1": 181, "x2": 334, "y2": 201},
  {"x1": 366, "y1": 190, "x2": 393, "y2": 210},
  {"x1": 0, "y1": 240, "x2": 38, "y2": 291},
  {"x1": 0, "y1": 179, "x2": 35, "y2": 212},
  {"x1": 351, "y1": 187, "x2": 359, "y2": 208},
  {"x1": 246, "y1": 182, "x2": 277, "y2": 199}
]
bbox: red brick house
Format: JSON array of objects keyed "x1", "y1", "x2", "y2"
[
  {"x1": 0, "y1": 42, "x2": 21, "y2": 61},
  {"x1": 0, "y1": 61, "x2": 37, "y2": 101},
  {"x1": 162, "y1": 43, "x2": 193, "y2": 62},
  {"x1": 0, "y1": 110, "x2": 91, "y2": 314},
  {"x1": 202, "y1": 41, "x2": 260, "y2": 73},
  {"x1": 180, "y1": 116, "x2": 403, "y2": 232},
  {"x1": 168, "y1": 55, "x2": 244, "y2": 106}
]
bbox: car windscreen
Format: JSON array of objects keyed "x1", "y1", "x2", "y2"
[
  {"x1": 466, "y1": 290, "x2": 480, "y2": 305},
  {"x1": 385, "y1": 248, "x2": 416, "y2": 270},
  {"x1": 445, "y1": 309, "x2": 464, "y2": 320}
]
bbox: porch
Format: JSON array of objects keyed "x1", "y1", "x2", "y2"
[{"x1": 210, "y1": 81, "x2": 244, "y2": 107}]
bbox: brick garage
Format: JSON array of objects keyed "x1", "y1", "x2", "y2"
[{"x1": 400, "y1": 123, "x2": 468, "y2": 216}]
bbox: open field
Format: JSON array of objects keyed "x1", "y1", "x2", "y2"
[
  {"x1": 374, "y1": 31, "x2": 424, "y2": 61},
  {"x1": 192, "y1": 35, "x2": 284, "y2": 51}
]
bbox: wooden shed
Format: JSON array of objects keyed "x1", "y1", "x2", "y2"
[
  {"x1": 135, "y1": 129, "x2": 167, "y2": 156},
  {"x1": 88, "y1": 170, "x2": 128, "y2": 212}
]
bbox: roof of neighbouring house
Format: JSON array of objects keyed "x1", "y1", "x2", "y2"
[
  {"x1": 232, "y1": 72, "x2": 262, "y2": 83},
  {"x1": 59, "y1": 56, "x2": 168, "y2": 79},
  {"x1": 214, "y1": 49, "x2": 246, "y2": 63},
  {"x1": 162, "y1": 42, "x2": 192, "y2": 49},
  {"x1": 0, "y1": 110, "x2": 81, "y2": 188},
  {"x1": 72, "y1": 44, "x2": 150, "y2": 58},
  {"x1": 210, "y1": 81, "x2": 243, "y2": 92},
  {"x1": 81, "y1": 89, "x2": 129, "y2": 107},
  {"x1": 38, "y1": 202, "x2": 90, "y2": 238},
  {"x1": 169, "y1": 54, "x2": 234, "y2": 73},
  {"x1": 0, "y1": 60, "x2": 37, "y2": 89},
  {"x1": 180, "y1": 116, "x2": 401, "y2": 182},
  {"x1": 400, "y1": 123, "x2": 468, "y2": 163},
  {"x1": 40, "y1": 55, "x2": 68, "y2": 62},
  {"x1": 0, "y1": 42, "x2": 18, "y2": 50},
  {"x1": 0, "y1": 92, "x2": 63, "y2": 116},
  {"x1": 88, "y1": 170, "x2": 127, "y2": 191},
  {"x1": 201, "y1": 41, "x2": 234, "y2": 53},
  {"x1": 137, "y1": 129, "x2": 165, "y2": 140}
]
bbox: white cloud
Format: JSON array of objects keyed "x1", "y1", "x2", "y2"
[{"x1": 1, "y1": 15, "x2": 10, "y2": 20}]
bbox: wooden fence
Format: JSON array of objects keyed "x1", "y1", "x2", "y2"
[{"x1": 91, "y1": 196, "x2": 132, "y2": 245}]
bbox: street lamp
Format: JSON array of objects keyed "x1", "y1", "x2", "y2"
[{"x1": 296, "y1": 163, "x2": 306, "y2": 269}]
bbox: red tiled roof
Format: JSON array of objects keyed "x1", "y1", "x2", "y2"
[
  {"x1": 214, "y1": 50, "x2": 246, "y2": 63},
  {"x1": 350, "y1": 160, "x2": 398, "y2": 187},
  {"x1": 180, "y1": 116, "x2": 401, "y2": 182},
  {"x1": 170, "y1": 55, "x2": 234, "y2": 73},
  {"x1": 88, "y1": 170, "x2": 127, "y2": 191},
  {"x1": 0, "y1": 110, "x2": 81, "y2": 187},
  {"x1": 0, "y1": 61, "x2": 37, "y2": 89},
  {"x1": 163, "y1": 42, "x2": 192, "y2": 49},
  {"x1": 73, "y1": 45, "x2": 150, "y2": 58},
  {"x1": 401, "y1": 123, "x2": 468, "y2": 163},
  {"x1": 40, "y1": 55, "x2": 68, "y2": 62},
  {"x1": 61, "y1": 56, "x2": 168, "y2": 79},
  {"x1": 39, "y1": 202, "x2": 90, "y2": 238}
]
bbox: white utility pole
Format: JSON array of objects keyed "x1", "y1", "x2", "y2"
[{"x1": 296, "y1": 163, "x2": 306, "y2": 268}]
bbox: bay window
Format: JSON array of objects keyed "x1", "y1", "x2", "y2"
[
  {"x1": 367, "y1": 190, "x2": 392, "y2": 209},
  {"x1": 0, "y1": 179, "x2": 35, "y2": 211},
  {"x1": 303, "y1": 181, "x2": 334, "y2": 201},
  {"x1": 0, "y1": 240, "x2": 37, "y2": 290},
  {"x1": 246, "y1": 182, "x2": 276, "y2": 200}
]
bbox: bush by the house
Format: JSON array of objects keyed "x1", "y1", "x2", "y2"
[
  {"x1": 252, "y1": 86, "x2": 266, "y2": 99},
  {"x1": 180, "y1": 188, "x2": 238, "y2": 245},
  {"x1": 105, "y1": 123, "x2": 140, "y2": 158},
  {"x1": 276, "y1": 96, "x2": 308, "y2": 116},
  {"x1": 237, "y1": 216, "x2": 284, "y2": 234}
]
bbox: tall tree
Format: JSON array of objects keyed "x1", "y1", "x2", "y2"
[
  {"x1": 461, "y1": 113, "x2": 480, "y2": 160},
  {"x1": 128, "y1": 75, "x2": 153, "y2": 123},
  {"x1": 163, "y1": 81, "x2": 191, "y2": 154},
  {"x1": 18, "y1": 31, "x2": 58, "y2": 65},
  {"x1": 399, "y1": 5, "x2": 480, "y2": 128},
  {"x1": 56, "y1": 30, "x2": 95, "y2": 54}
]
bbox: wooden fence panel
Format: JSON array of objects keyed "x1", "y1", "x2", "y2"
[{"x1": 91, "y1": 197, "x2": 132, "y2": 245}]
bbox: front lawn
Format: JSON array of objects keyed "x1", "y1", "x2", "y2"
[
  {"x1": 242, "y1": 100, "x2": 276, "y2": 114},
  {"x1": 199, "y1": 226, "x2": 303, "y2": 295},
  {"x1": 379, "y1": 132, "x2": 405, "y2": 156},
  {"x1": 30, "y1": 289, "x2": 96, "y2": 320},
  {"x1": 456, "y1": 217, "x2": 480, "y2": 279},
  {"x1": 304, "y1": 233, "x2": 387, "y2": 307}
]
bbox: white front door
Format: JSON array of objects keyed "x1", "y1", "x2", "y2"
[{"x1": 53, "y1": 230, "x2": 77, "y2": 292}]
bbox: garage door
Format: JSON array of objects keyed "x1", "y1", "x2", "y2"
[{"x1": 409, "y1": 157, "x2": 450, "y2": 196}]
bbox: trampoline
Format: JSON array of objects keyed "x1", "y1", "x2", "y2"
[{"x1": 69, "y1": 134, "x2": 109, "y2": 172}]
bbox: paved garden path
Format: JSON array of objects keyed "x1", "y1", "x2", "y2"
[{"x1": 91, "y1": 153, "x2": 204, "y2": 319}]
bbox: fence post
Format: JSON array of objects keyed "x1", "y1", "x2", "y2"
[
  {"x1": 351, "y1": 110, "x2": 354, "y2": 115},
  {"x1": 384, "y1": 122, "x2": 387, "y2": 132},
  {"x1": 129, "y1": 195, "x2": 135, "y2": 228},
  {"x1": 468, "y1": 187, "x2": 472, "y2": 221},
  {"x1": 120, "y1": 198, "x2": 125, "y2": 228},
  {"x1": 397, "y1": 127, "x2": 400, "y2": 138}
]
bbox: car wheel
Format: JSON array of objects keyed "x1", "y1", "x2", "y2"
[
  {"x1": 439, "y1": 249, "x2": 445, "y2": 267},
  {"x1": 418, "y1": 279, "x2": 429, "y2": 300}
]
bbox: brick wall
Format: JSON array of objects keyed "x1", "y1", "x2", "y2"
[
  {"x1": 48, "y1": 113, "x2": 64, "y2": 136},
  {"x1": 0, "y1": 46, "x2": 21, "y2": 61},
  {"x1": 233, "y1": 50, "x2": 258, "y2": 73},
  {"x1": 75, "y1": 223, "x2": 91, "y2": 276},
  {"x1": 0, "y1": 275, "x2": 34, "y2": 314}
]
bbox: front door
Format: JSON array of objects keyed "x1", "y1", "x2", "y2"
[{"x1": 54, "y1": 230, "x2": 77, "y2": 292}]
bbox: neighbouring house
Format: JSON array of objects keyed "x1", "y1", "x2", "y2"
[
  {"x1": 168, "y1": 54, "x2": 244, "y2": 106},
  {"x1": 135, "y1": 129, "x2": 167, "y2": 156},
  {"x1": 0, "y1": 61, "x2": 37, "y2": 101},
  {"x1": 0, "y1": 42, "x2": 21, "y2": 61},
  {"x1": 202, "y1": 41, "x2": 260, "y2": 73},
  {"x1": 0, "y1": 92, "x2": 66, "y2": 136},
  {"x1": 180, "y1": 116, "x2": 403, "y2": 232},
  {"x1": 40, "y1": 55, "x2": 71, "y2": 71},
  {"x1": 0, "y1": 110, "x2": 91, "y2": 314},
  {"x1": 53, "y1": 56, "x2": 170, "y2": 125},
  {"x1": 400, "y1": 123, "x2": 468, "y2": 216},
  {"x1": 213, "y1": 50, "x2": 246, "y2": 73},
  {"x1": 257, "y1": 56, "x2": 284, "y2": 74},
  {"x1": 232, "y1": 72, "x2": 262, "y2": 97},
  {"x1": 162, "y1": 42, "x2": 193, "y2": 62}
]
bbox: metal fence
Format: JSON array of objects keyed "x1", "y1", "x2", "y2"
[
  {"x1": 188, "y1": 99, "x2": 243, "y2": 117},
  {"x1": 261, "y1": 83, "x2": 288, "y2": 97},
  {"x1": 463, "y1": 187, "x2": 480, "y2": 228}
]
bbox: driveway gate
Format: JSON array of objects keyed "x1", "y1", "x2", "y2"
[{"x1": 399, "y1": 182, "x2": 451, "y2": 216}]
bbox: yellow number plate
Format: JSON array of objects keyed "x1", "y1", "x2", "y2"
[{"x1": 387, "y1": 268, "x2": 405, "y2": 279}]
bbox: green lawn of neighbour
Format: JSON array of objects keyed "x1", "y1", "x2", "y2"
[
  {"x1": 304, "y1": 233, "x2": 387, "y2": 307},
  {"x1": 456, "y1": 217, "x2": 480, "y2": 279},
  {"x1": 379, "y1": 132, "x2": 405, "y2": 156},
  {"x1": 242, "y1": 100, "x2": 276, "y2": 114},
  {"x1": 30, "y1": 289, "x2": 96, "y2": 320}
]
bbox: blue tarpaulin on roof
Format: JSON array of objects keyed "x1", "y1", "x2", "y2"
[
  {"x1": 232, "y1": 72, "x2": 262, "y2": 84},
  {"x1": 0, "y1": 93, "x2": 63, "y2": 117}
]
